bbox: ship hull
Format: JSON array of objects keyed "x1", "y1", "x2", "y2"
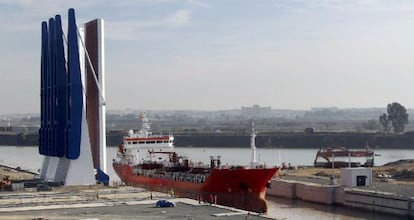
[{"x1": 113, "y1": 163, "x2": 277, "y2": 213}]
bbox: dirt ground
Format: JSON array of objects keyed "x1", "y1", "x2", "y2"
[
  {"x1": 0, "y1": 165, "x2": 38, "y2": 181},
  {"x1": 280, "y1": 159, "x2": 414, "y2": 186}
]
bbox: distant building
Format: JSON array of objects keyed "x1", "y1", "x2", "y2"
[
  {"x1": 241, "y1": 105, "x2": 272, "y2": 118},
  {"x1": 310, "y1": 107, "x2": 339, "y2": 112}
]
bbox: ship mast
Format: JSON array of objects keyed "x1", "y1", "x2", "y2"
[
  {"x1": 250, "y1": 119, "x2": 258, "y2": 168},
  {"x1": 139, "y1": 113, "x2": 152, "y2": 138}
]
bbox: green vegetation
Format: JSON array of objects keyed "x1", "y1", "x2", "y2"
[
  {"x1": 379, "y1": 102, "x2": 409, "y2": 134},
  {"x1": 362, "y1": 119, "x2": 380, "y2": 131}
]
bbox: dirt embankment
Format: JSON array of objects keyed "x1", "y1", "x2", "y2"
[
  {"x1": 374, "y1": 159, "x2": 414, "y2": 183},
  {"x1": 0, "y1": 165, "x2": 38, "y2": 181},
  {"x1": 281, "y1": 159, "x2": 414, "y2": 186}
]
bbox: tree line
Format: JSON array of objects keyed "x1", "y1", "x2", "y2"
[
  {"x1": 361, "y1": 102, "x2": 409, "y2": 134},
  {"x1": 379, "y1": 102, "x2": 409, "y2": 134}
]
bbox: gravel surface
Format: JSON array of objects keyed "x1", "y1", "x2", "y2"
[{"x1": 280, "y1": 166, "x2": 414, "y2": 198}]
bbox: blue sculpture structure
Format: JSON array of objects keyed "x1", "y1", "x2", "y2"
[{"x1": 39, "y1": 9, "x2": 107, "y2": 185}]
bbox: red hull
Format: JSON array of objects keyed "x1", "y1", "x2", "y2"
[{"x1": 113, "y1": 163, "x2": 278, "y2": 213}]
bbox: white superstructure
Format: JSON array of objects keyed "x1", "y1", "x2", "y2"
[{"x1": 117, "y1": 113, "x2": 174, "y2": 164}]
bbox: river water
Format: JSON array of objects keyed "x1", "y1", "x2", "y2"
[{"x1": 0, "y1": 146, "x2": 411, "y2": 220}]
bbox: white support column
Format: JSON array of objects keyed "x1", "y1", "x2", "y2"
[
  {"x1": 65, "y1": 108, "x2": 96, "y2": 185},
  {"x1": 97, "y1": 19, "x2": 107, "y2": 173}
]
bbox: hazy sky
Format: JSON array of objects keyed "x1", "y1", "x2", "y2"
[{"x1": 1, "y1": 0, "x2": 414, "y2": 114}]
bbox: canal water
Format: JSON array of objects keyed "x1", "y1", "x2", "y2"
[{"x1": 0, "y1": 146, "x2": 412, "y2": 219}]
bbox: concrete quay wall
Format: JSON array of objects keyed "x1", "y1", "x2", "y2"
[
  {"x1": 267, "y1": 179, "x2": 297, "y2": 198},
  {"x1": 267, "y1": 179, "x2": 413, "y2": 217},
  {"x1": 295, "y1": 182, "x2": 340, "y2": 204},
  {"x1": 344, "y1": 189, "x2": 413, "y2": 217},
  {"x1": 267, "y1": 179, "x2": 344, "y2": 205}
]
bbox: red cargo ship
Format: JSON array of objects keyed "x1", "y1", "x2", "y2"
[{"x1": 113, "y1": 114, "x2": 278, "y2": 213}]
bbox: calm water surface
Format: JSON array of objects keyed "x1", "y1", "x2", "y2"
[{"x1": 0, "y1": 146, "x2": 412, "y2": 220}]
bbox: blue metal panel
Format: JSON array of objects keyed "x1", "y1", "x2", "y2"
[
  {"x1": 39, "y1": 21, "x2": 48, "y2": 156},
  {"x1": 51, "y1": 18, "x2": 59, "y2": 157},
  {"x1": 43, "y1": 18, "x2": 54, "y2": 156},
  {"x1": 67, "y1": 8, "x2": 82, "y2": 160},
  {"x1": 44, "y1": 20, "x2": 50, "y2": 156},
  {"x1": 48, "y1": 18, "x2": 56, "y2": 156},
  {"x1": 96, "y1": 168, "x2": 110, "y2": 186},
  {"x1": 55, "y1": 15, "x2": 67, "y2": 158}
]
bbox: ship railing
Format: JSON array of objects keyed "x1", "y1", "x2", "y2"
[{"x1": 132, "y1": 166, "x2": 210, "y2": 183}]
